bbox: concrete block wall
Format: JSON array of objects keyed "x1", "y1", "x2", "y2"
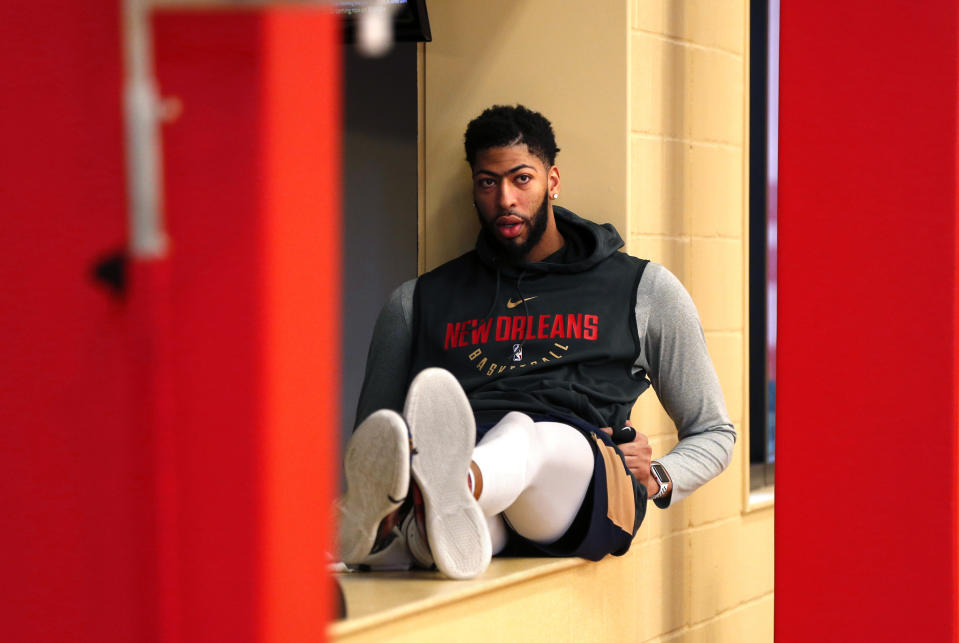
[
  {"x1": 628, "y1": 1, "x2": 774, "y2": 640},
  {"x1": 419, "y1": 0, "x2": 629, "y2": 268}
]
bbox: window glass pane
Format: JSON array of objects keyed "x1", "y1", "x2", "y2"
[
  {"x1": 766, "y1": 0, "x2": 779, "y2": 465},
  {"x1": 750, "y1": 0, "x2": 779, "y2": 487}
]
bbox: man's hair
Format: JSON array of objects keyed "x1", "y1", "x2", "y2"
[{"x1": 464, "y1": 104, "x2": 560, "y2": 168}]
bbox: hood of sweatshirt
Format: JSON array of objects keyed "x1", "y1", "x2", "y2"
[{"x1": 475, "y1": 206, "x2": 625, "y2": 276}]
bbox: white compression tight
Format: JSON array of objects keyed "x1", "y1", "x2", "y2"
[{"x1": 471, "y1": 412, "x2": 594, "y2": 554}]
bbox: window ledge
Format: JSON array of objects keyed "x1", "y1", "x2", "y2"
[
  {"x1": 747, "y1": 485, "x2": 775, "y2": 512},
  {"x1": 330, "y1": 557, "x2": 584, "y2": 640}
]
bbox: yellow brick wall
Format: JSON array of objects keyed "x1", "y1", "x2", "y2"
[
  {"x1": 420, "y1": 0, "x2": 629, "y2": 270},
  {"x1": 629, "y1": 1, "x2": 774, "y2": 640},
  {"x1": 416, "y1": 2, "x2": 773, "y2": 641}
]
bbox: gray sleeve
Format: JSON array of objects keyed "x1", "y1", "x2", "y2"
[
  {"x1": 354, "y1": 279, "x2": 417, "y2": 428},
  {"x1": 634, "y1": 263, "x2": 737, "y2": 507}
]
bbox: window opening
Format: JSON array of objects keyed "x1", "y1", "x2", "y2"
[{"x1": 749, "y1": 0, "x2": 779, "y2": 490}]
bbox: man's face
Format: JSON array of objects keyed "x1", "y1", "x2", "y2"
[{"x1": 471, "y1": 144, "x2": 558, "y2": 262}]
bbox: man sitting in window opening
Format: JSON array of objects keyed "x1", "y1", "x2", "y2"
[{"x1": 337, "y1": 104, "x2": 735, "y2": 579}]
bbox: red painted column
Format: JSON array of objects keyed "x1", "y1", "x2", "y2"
[
  {"x1": 776, "y1": 2, "x2": 958, "y2": 640},
  {"x1": 260, "y1": 12, "x2": 341, "y2": 640},
  {"x1": 153, "y1": 9, "x2": 340, "y2": 641}
]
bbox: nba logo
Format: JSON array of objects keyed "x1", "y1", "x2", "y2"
[{"x1": 512, "y1": 344, "x2": 523, "y2": 362}]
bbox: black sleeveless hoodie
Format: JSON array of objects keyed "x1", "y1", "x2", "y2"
[{"x1": 410, "y1": 207, "x2": 650, "y2": 429}]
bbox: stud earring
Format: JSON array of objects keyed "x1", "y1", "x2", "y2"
[{"x1": 552, "y1": 193, "x2": 559, "y2": 199}]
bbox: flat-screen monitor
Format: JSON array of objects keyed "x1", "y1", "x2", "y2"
[{"x1": 335, "y1": 0, "x2": 431, "y2": 43}]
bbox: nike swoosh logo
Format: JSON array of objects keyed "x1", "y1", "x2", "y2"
[{"x1": 506, "y1": 296, "x2": 537, "y2": 309}]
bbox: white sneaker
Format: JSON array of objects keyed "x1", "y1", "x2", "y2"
[
  {"x1": 404, "y1": 368, "x2": 491, "y2": 579},
  {"x1": 337, "y1": 409, "x2": 412, "y2": 566}
]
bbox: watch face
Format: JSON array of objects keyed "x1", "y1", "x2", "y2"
[{"x1": 650, "y1": 463, "x2": 669, "y2": 483}]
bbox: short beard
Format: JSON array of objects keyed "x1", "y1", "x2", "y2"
[{"x1": 478, "y1": 190, "x2": 549, "y2": 264}]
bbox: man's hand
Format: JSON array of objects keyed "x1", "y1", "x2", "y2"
[{"x1": 599, "y1": 420, "x2": 658, "y2": 497}]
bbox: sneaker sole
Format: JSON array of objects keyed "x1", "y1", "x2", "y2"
[
  {"x1": 338, "y1": 409, "x2": 410, "y2": 564},
  {"x1": 404, "y1": 368, "x2": 491, "y2": 579}
]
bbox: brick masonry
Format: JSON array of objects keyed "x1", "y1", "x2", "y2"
[{"x1": 629, "y1": 1, "x2": 773, "y2": 640}]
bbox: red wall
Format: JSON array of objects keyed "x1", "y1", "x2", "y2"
[
  {"x1": 1, "y1": 5, "x2": 339, "y2": 641},
  {"x1": 776, "y1": 2, "x2": 958, "y2": 640}
]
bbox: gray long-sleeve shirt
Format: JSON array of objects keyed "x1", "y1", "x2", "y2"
[{"x1": 356, "y1": 262, "x2": 736, "y2": 507}]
